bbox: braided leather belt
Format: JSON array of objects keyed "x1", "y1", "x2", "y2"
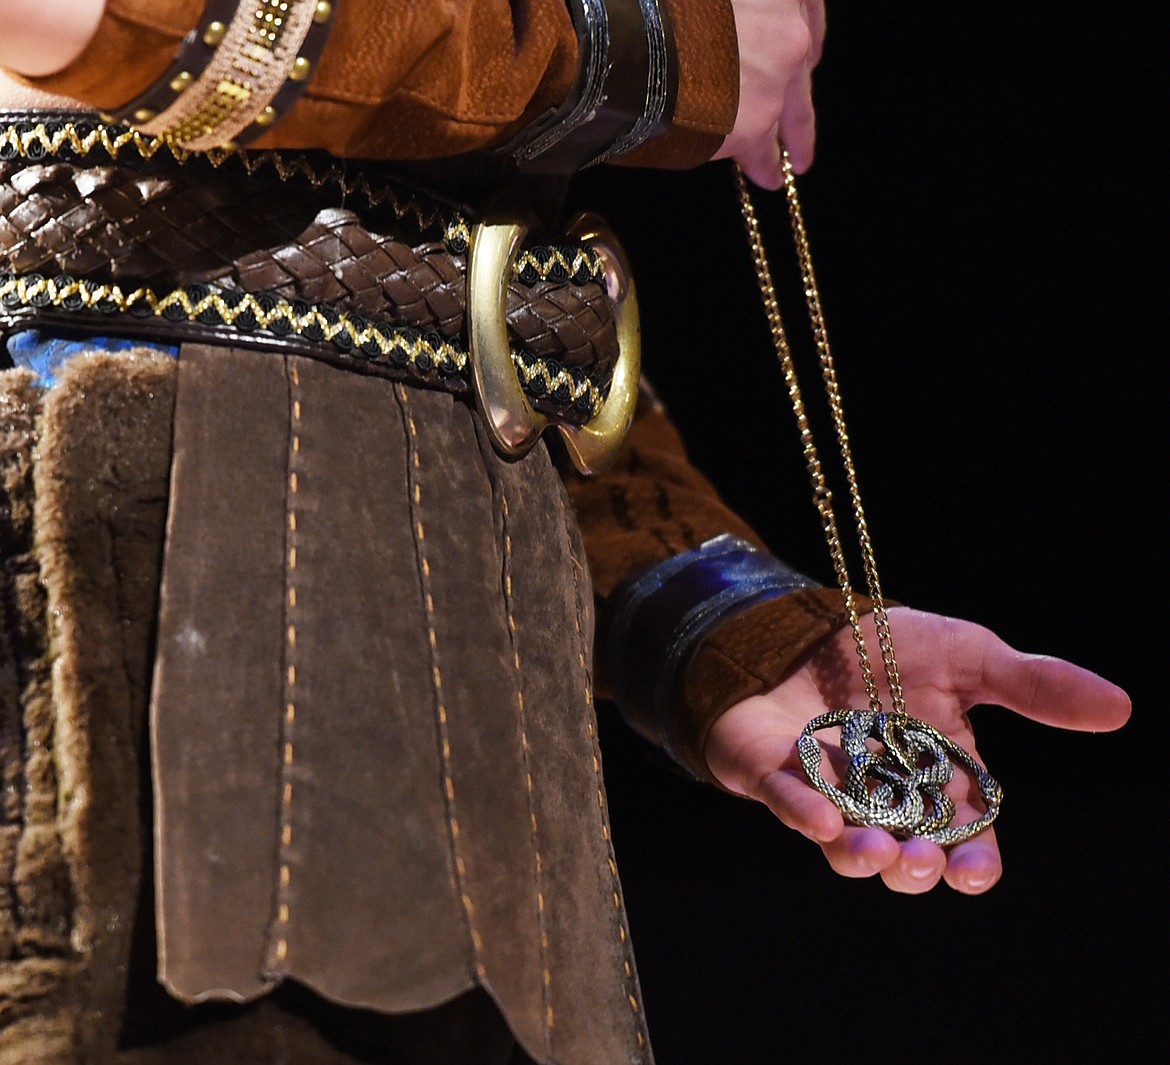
[{"x1": 0, "y1": 114, "x2": 640, "y2": 469}]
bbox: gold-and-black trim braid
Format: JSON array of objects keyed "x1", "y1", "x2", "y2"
[
  {"x1": 0, "y1": 272, "x2": 605, "y2": 423},
  {"x1": 0, "y1": 118, "x2": 607, "y2": 285}
]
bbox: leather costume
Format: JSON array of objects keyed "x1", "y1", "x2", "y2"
[{"x1": 0, "y1": 4, "x2": 857, "y2": 1063}]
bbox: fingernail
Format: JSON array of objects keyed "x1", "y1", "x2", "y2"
[{"x1": 963, "y1": 871, "x2": 998, "y2": 892}]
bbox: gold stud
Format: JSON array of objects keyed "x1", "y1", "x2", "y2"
[
  {"x1": 98, "y1": 112, "x2": 115, "y2": 124},
  {"x1": 169, "y1": 71, "x2": 193, "y2": 93},
  {"x1": 203, "y1": 21, "x2": 227, "y2": 46},
  {"x1": 133, "y1": 108, "x2": 157, "y2": 124},
  {"x1": 314, "y1": 1, "x2": 333, "y2": 23},
  {"x1": 289, "y1": 56, "x2": 312, "y2": 81},
  {"x1": 254, "y1": 106, "x2": 278, "y2": 127}
]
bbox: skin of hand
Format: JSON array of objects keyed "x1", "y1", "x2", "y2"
[
  {"x1": 704, "y1": 607, "x2": 1132, "y2": 894},
  {"x1": 713, "y1": 0, "x2": 826, "y2": 188},
  {"x1": 1, "y1": 0, "x2": 106, "y2": 78}
]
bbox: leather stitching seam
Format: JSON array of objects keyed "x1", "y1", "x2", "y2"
[
  {"x1": 498, "y1": 485, "x2": 555, "y2": 1051},
  {"x1": 555, "y1": 488, "x2": 649, "y2": 1055},
  {"x1": 396, "y1": 384, "x2": 486, "y2": 980}
]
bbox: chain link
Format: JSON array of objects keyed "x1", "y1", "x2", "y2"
[
  {"x1": 734, "y1": 162, "x2": 894, "y2": 712},
  {"x1": 735, "y1": 156, "x2": 1001, "y2": 843}
]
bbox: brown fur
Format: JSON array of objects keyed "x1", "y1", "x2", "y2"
[{"x1": 1, "y1": 353, "x2": 176, "y2": 1062}]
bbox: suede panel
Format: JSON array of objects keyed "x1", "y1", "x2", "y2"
[
  {"x1": 22, "y1": 0, "x2": 736, "y2": 167},
  {"x1": 385, "y1": 385, "x2": 544, "y2": 1029},
  {"x1": 262, "y1": 362, "x2": 472, "y2": 1009},
  {"x1": 474, "y1": 416, "x2": 653, "y2": 1065},
  {"x1": 149, "y1": 345, "x2": 289, "y2": 1003},
  {"x1": 144, "y1": 351, "x2": 651, "y2": 1063}
]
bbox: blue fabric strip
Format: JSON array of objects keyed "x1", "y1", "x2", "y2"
[
  {"x1": 5, "y1": 330, "x2": 179, "y2": 389},
  {"x1": 605, "y1": 534, "x2": 818, "y2": 766}
]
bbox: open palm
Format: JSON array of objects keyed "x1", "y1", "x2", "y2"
[{"x1": 704, "y1": 607, "x2": 1131, "y2": 893}]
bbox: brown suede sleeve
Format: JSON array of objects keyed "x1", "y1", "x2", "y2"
[
  {"x1": 615, "y1": 0, "x2": 739, "y2": 170},
  {"x1": 564, "y1": 394, "x2": 866, "y2": 785},
  {"x1": 19, "y1": 0, "x2": 737, "y2": 166},
  {"x1": 564, "y1": 393, "x2": 767, "y2": 600}
]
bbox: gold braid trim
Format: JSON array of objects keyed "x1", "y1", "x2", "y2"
[
  {"x1": 513, "y1": 245, "x2": 607, "y2": 285},
  {"x1": 1, "y1": 121, "x2": 606, "y2": 286},
  {"x1": 0, "y1": 273, "x2": 605, "y2": 418},
  {"x1": 1, "y1": 120, "x2": 457, "y2": 236}
]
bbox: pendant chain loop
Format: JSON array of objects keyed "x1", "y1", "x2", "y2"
[{"x1": 735, "y1": 158, "x2": 905, "y2": 717}]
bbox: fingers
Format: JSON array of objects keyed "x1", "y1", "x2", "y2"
[
  {"x1": 833, "y1": 829, "x2": 999, "y2": 895},
  {"x1": 966, "y1": 625, "x2": 1131, "y2": 732},
  {"x1": 821, "y1": 826, "x2": 900, "y2": 877},
  {"x1": 754, "y1": 766, "x2": 1001, "y2": 894},
  {"x1": 755, "y1": 768, "x2": 844, "y2": 842},
  {"x1": 752, "y1": 767, "x2": 997, "y2": 895},
  {"x1": 942, "y1": 827, "x2": 1003, "y2": 895},
  {"x1": 753, "y1": 763, "x2": 980, "y2": 891},
  {"x1": 879, "y1": 837, "x2": 949, "y2": 894},
  {"x1": 733, "y1": 123, "x2": 785, "y2": 189},
  {"x1": 778, "y1": 56, "x2": 816, "y2": 173}
]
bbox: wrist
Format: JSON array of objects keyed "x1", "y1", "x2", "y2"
[{"x1": 603, "y1": 534, "x2": 822, "y2": 778}]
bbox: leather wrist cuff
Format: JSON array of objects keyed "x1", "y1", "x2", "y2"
[
  {"x1": 604, "y1": 534, "x2": 817, "y2": 771},
  {"x1": 504, "y1": 0, "x2": 679, "y2": 173},
  {"x1": 680, "y1": 586, "x2": 872, "y2": 786}
]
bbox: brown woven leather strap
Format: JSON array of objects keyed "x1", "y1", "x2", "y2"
[
  {"x1": 0, "y1": 272, "x2": 607, "y2": 424},
  {"x1": 0, "y1": 115, "x2": 620, "y2": 379}
]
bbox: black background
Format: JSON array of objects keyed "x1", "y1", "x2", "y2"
[{"x1": 572, "y1": 6, "x2": 1165, "y2": 1063}]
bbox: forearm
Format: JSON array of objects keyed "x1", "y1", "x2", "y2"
[
  {"x1": 3, "y1": 0, "x2": 738, "y2": 165},
  {"x1": 565, "y1": 390, "x2": 860, "y2": 783}
]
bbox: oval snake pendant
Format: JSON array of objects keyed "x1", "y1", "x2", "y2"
[{"x1": 797, "y1": 710, "x2": 1003, "y2": 846}]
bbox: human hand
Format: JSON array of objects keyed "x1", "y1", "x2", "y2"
[
  {"x1": 704, "y1": 607, "x2": 1131, "y2": 894},
  {"x1": 1, "y1": 0, "x2": 105, "y2": 78},
  {"x1": 712, "y1": 0, "x2": 826, "y2": 188}
]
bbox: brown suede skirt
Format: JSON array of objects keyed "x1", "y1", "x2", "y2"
[{"x1": 0, "y1": 347, "x2": 651, "y2": 1065}]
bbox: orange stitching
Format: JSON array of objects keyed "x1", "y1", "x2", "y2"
[
  {"x1": 555, "y1": 490, "x2": 649, "y2": 1052},
  {"x1": 273, "y1": 361, "x2": 302, "y2": 967},
  {"x1": 499, "y1": 489, "x2": 555, "y2": 1046},
  {"x1": 397, "y1": 385, "x2": 486, "y2": 978}
]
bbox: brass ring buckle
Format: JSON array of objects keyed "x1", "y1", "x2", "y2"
[{"x1": 467, "y1": 213, "x2": 641, "y2": 475}]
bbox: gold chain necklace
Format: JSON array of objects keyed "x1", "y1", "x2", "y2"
[{"x1": 735, "y1": 157, "x2": 1002, "y2": 846}]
